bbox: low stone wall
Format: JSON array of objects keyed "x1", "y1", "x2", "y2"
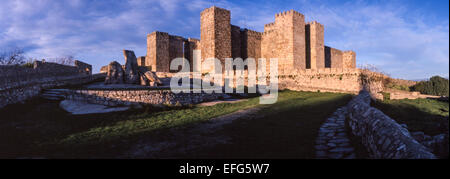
[
  {"x1": 62, "y1": 89, "x2": 224, "y2": 106},
  {"x1": 346, "y1": 91, "x2": 436, "y2": 159},
  {"x1": 278, "y1": 68, "x2": 384, "y2": 97},
  {"x1": 385, "y1": 89, "x2": 440, "y2": 100},
  {"x1": 0, "y1": 73, "x2": 105, "y2": 108}
]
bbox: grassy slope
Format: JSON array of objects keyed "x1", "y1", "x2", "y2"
[
  {"x1": 0, "y1": 90, "x2": 352, "y2": 158},
  {"x1": 373, "y1": 98, "x2": 449, "y2": 136}
]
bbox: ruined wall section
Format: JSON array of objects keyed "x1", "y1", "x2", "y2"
[{"x1": 306, "y1": 21, "x2": 325, "y2": 69}]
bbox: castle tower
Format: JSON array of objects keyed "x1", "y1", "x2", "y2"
[
  {"x1": 306, "y1": 21, "x2": 325, "y2": 69},
  {"x1": 200, "y1": 6, "x2": 231, "y2": 73},
  {"x1": 262, "y1": 10, "x2": 306, "y2": 74},
  {"x1": 146, "y1": 31, "x2": 169, "y2": 72}
]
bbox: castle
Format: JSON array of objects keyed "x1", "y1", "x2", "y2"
[{"x1": 142, "y1": 6, "x2": 356, "y2": 74}]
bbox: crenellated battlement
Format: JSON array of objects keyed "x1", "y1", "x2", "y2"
[
  {"x1": 275, "y1": 9, "x2": 304, "y2": 18},
  {"x1": 200, "y1": 6, "x2": 230, "y2": 15},
  {"x1": 246, "y1": 29, "x2": 263, "y2": 37}
]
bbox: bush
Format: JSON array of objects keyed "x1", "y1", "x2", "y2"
[{"x1": 411, "y1": 76, "x2": 449, "y2": 96}]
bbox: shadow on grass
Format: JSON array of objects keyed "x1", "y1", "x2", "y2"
[
  {"x1": 172, "y1": 92, "x2": 353, "y2": 159},
  {"x1": 0, "y1": 97, "x2": 189, "y2": 158},
  {"x1": 372, "y1": 99, "x2": 449, "y2": 136},
  {"x1": 0, "y1": 91, "x2": 352, "y2": 158}
]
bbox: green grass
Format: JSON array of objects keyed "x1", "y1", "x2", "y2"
[
  {"x1": 0, "y1": 90, "x2": 352, "y2": 158},
  {"x1": 373, "y1": 98, "x2": 449, "y2": 136}
]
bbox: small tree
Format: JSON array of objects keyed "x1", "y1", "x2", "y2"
[
  {"x1": 411, "y1": 76, "x2": 449, "y2": 96},
  {"x1": 0, "y1": 48, "x2": 26, "y2": 65}
]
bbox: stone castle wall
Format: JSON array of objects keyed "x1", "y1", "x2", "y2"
[
  {"x1": 325, "y1": 46, "x2": 343, "y2": 68},
  {"x1": 169, "y1": 35, "x2": 185, "y2": 72},
  {"x1": 184, "y1": 38, "x2": 201, "y2": 72},
  {"x1": 306, "y1": 21, "x2": 325, "y2": 69},
  {"x1": 279, "y1": 68, "x2": 362, "y2": 94},
  {"x1": 231, "y1": 25, "x2": 242, "y2": 59}
]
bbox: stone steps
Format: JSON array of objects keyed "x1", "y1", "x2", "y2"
[{"x1": 41, "y1": 89, "x2": 67, "y2": 100}]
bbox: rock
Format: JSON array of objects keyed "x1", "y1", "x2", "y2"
[
  {"x1": 140, "y1": 74, "x2": 149, "y2": 86},
  {"x1": 144, "y1": 71, "x2": 162, "y2": 85},
  {"x1": 105, "y1": 61, "x2": 124, "y2": 84},
  {"x1": 100, "y1": 65, "x2": 108, "y2": 73},
  {"x1": 123, "y1": 50, "x2": 140, "y2": 84}
]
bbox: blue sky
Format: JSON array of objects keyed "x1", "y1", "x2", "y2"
[{"x1": 0, "y1": 0, "x2": 448, "y2": 80}]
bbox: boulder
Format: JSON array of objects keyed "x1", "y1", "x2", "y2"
[
  {"x1": 100, "y1": 65, "x2": 108, "y2": 73},
  {"x1": 144, "y1": 71, "x2": 162, "y2": 85},
  {"x1": 105, "y1": 61, "x2": 124, "y2": 84},
  {"x1": 140, "y1": 74, "x2": 149, "y2": 86},
  {"x1": 123, "y1": 50, "x2": 140, "y2": 84}
]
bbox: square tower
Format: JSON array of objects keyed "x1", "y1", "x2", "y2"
[
  {"x1": 262, "y1": 10, "x2": 306, "y2": 73},
  {"x1": 146, "y1": 31, "x2": 169, "y2": 72},
  {"x1": 306, "y1": 21, "x2": 325, "y2": 69},
  {"x1": 200, "y1": 6, "x2": 231, "y2": 73}
]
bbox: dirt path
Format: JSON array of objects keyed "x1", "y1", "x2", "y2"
[{"x1": 123, "y1": 107, "x2": 261, "y2": 158}]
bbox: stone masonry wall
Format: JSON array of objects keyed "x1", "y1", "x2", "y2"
[
  {"x1": 325, "y1": 46, "x2": 343, "y2": 68},
  {"x1": 279, "y1": 68, "x2": 362, "y2": 94},
  {"x1": 306, "y1": 21, "x2": 325, "y2": 69},
  {"x1": 63, "y1": 89, "x2": 223, "y2": 106},
  {"x1": 244, "y1": 29, "x2": 262, "y2": 61},
  {"x1": 200, "y1": 6, "x2": 231, "y2": 73},
  {"x1": 184, "y1": 38, "x2": 201, "y2": 72},
  {"x1": 231, "y1": 25, "x2": 241, "y2": 59},
  {"x1": 262, "y1": 10, "x2": 306, "y2": 74},
  {"x1": 169, "y1": 35, "x2": 185, "y2": 72},
  {"x1": 146, "y1": 31, "x2": 170, "y2": 72},
  {"x1": 346, "y1": 91, "x2": 436, "y2": 158},
  {"x1": 343, "y1": 51, "x2": 356, "y2": 68},
  {"x1": 0, "y1": 73, "x2": 105, "y2": 109}
]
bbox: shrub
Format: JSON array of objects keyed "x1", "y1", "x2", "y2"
[{"x1": 411, "y1": 76, "x2": 449, "y2": 96}]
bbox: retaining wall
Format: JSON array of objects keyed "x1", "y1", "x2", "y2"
[{"x1": 63, "y1": 89, "x2": 224, "y2": 106}]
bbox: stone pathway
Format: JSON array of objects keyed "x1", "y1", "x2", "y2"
[{"x1": 315, "y1": 106, "x2": 356, "y2": 159}]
